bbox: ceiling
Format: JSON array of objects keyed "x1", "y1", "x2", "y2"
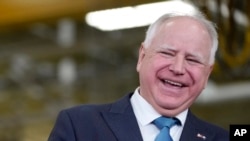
[
  {"x1": 1, "y1": 0, "x2": 250, "y2": 84},
  {"x1": 0, "y1": 0, "x2": 161, "y2": 31}
]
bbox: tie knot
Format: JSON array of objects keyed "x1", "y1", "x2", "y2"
[{"x1": 153, "y1": 116, "x2": 179, "y2": 129}]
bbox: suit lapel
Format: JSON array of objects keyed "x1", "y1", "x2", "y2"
[
  {"x1": 180, "y1": 111, "x2": 216, "y2": 141},
  {"x1": 102, "y1": 94, "x2": 143, "y2": 141}
]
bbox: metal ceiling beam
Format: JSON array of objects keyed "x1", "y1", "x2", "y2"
[{"x1": 0, "y1": 0, "x2": 160, "y2": 31}]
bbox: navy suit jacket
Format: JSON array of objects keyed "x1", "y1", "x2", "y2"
[{"x1": 48, "y1": 93, "x2": 229, "y2": 141}]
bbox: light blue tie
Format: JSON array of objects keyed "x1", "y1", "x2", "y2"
[{"x1": 153, "y1": 117, "x2": 179, "y2": 141}]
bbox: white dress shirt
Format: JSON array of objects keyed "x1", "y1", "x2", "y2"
[{"x1": 130, "y1": 87, "x2": 188, "y2": 141}]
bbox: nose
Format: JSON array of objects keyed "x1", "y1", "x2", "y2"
[{"x1": 169, "y1": 56, "x2": 185, "y2": 75}]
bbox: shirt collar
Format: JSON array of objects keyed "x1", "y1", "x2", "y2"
[{"x1": 130, "y1": 87, "x2": 188, "y2": 126}]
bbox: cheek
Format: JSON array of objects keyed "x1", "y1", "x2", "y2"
[
  {"x1": 190, "y1": 68, "x2": 211, "y2": 89},
  {"x1": 138, "y1": 57, "x2": 155, "y2": 81},
  {"x1": 151, "y1": 56, "x2": 170, "y2": 69},
  {"x1": 139, "y1": 57, "x2": 166, "y2": 84},
  {"x1": 141, "y1": 55, "x2": 165, "y2": 71}
]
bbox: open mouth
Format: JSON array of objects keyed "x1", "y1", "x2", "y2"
[{"x1": 161, "y1": 79, "x2": 186, "y2": 88}]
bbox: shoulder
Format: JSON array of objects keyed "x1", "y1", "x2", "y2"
[
  {"x1": 186, "y1": 111, "x2": 229, "y2": 140},
  {"x1": 59, "y1": 103, "x2": 111, "y2": 119},
  {"x1": 195, "y1": 116, "x2": 228, "y2": 132},
  {"x1": 58, "y1": 93, "x2": 133, "y2": 120}
]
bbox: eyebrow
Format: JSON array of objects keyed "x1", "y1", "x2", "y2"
[
  {"x1": 158, "y1": 44, "x2": 205, "y2": 62},
  {"x1": 157, "y1": 44, "x2": 174, "y2": 51}
]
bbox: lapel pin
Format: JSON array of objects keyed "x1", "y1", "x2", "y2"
[{"x1": 197, "y1": 133, "x2": 206, "y2": 140}]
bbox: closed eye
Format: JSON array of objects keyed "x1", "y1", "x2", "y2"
[
  {"x1": 187, "y1": 58, "x2": 201, "y2": 64},
  {"x1": 159, "y1": 51, "x2": 174, "y2": 57}
]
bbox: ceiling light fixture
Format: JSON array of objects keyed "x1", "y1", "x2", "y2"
[{"x1": 85, "y1": 1, "x2": 195, "y2": 31}]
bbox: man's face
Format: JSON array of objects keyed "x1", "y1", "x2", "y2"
[{"x1": 136, "y1": 17, "x2": 213, "y2": 116}]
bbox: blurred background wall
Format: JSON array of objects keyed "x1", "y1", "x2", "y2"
[{"x1": 0, "y1": 0, "x2": 249, "y2": 141}]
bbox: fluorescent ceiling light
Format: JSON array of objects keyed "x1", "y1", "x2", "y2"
[{"x1": 85, "y1": 1, "x2": 196, "y2": 31}]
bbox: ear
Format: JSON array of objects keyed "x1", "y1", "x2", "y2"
[
  {"x1": 208, "y1": 65, "x2": 214, "y2": 76},
  {"x1": 136, "y1": 43, "x2": 146, "y2": 72},
  {"x1": 203, "y1": 64, "x2": 214, "y2": 88}
]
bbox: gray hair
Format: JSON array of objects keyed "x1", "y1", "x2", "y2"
[{"x1": 143, "y1": 6, "x2": 218, "y2": 65}]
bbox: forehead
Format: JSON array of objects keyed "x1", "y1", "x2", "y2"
[
  {"x1": 160, "y1": 16, "x2": 208, "y2": 33},
  {"x1": 151, "y1": 17, "x2": 212, "y2": 61},
  {"x1": 152, "y1": 16, "x2": 211, "y2": 45}
]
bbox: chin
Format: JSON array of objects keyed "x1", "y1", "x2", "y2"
[{"x1": 158, "y1": 100, "x2": 181, "y2": 110}]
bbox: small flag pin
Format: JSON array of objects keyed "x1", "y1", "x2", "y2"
[{"x1": 197, "y1": 133, "x2": 206, "y2": 140}]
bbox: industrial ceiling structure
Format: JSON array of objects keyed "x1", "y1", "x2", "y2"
[
  {"x1": 0, "y1": 0, "x2": 161, "y2": 31},
  {"x1": 0, "y1": 0, "x2": 249, "y2": 141}
]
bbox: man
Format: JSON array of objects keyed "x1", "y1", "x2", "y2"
[{"x1": 48, "y1": 2, "x2": 229, "y2": 141}]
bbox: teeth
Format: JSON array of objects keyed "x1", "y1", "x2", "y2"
[{"x1": 164, "y1": 80, "x2": 183, "y2": 87}]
